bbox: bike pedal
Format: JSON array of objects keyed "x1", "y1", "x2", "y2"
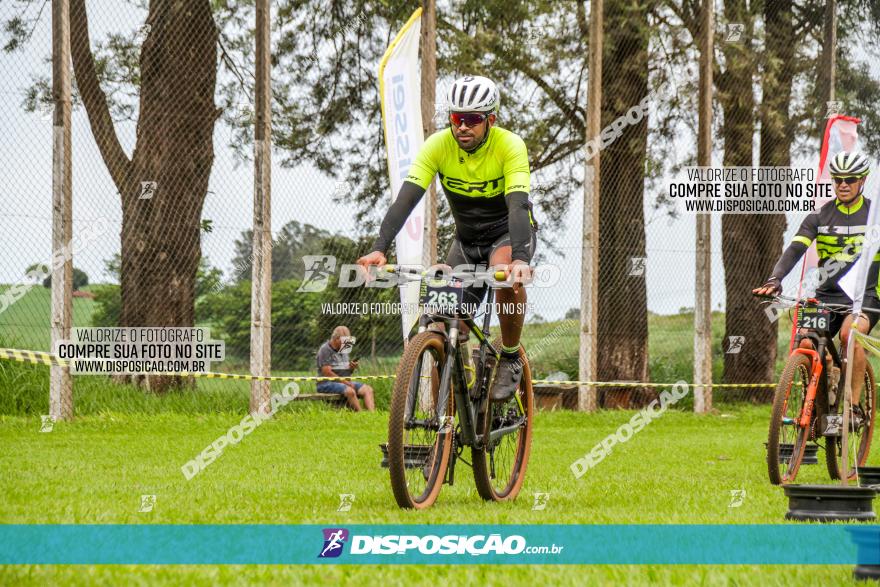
[{"x1": 782, "y1": 417, "x2": 795, "y2": 425}]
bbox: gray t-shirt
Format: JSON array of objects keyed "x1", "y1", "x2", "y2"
[{"x1": 316, "y1": 341, "x2": 352, "y2": 377}]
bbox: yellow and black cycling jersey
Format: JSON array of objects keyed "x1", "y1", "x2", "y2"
[
  {"x1": 372, "y1": 126, "x2": 538, "y2": 262},
  {"x1": 769, "y1": 195, "x2": 880, "y2": 299}
]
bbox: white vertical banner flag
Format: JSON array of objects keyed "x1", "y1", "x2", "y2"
[
  {"x1": 379, "y1": 8, "x2": 425, "y2": 340},
  {"x1": 840, "y1": 166, "x2": 880, "y2": 313}
]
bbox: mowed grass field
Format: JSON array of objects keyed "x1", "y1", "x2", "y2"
[
  {"x1": 0, "y1": 284, "x2": 875, "y2": 584},
  {"x1": 1, "y1": 404, "x2": 878, "y2": 585}
]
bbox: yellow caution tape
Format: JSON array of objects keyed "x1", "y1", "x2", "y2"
[
  {"x1": 0, "y1": 348, "x2": 393, "y2": 382},
  {"x1": 530, "y1": 380, "x2": 775, "y2": 388},
  {"x1": 0, "y1": 347, "x2": 793, "y2": 388}
]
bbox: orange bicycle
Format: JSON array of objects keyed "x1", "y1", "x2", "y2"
[{"x1": 760, "y1": 294, "x2": 875, "y2": 485}]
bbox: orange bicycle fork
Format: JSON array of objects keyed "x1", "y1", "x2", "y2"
[{"x1": 790, "y1": 347, "x2": 823, "y2": 428}]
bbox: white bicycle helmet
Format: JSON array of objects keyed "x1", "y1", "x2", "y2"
[
  {"x1": 829, "y1": 151, "x2": 871, "y2": 177},
  {"x1": 446, "y1": 75, "x2": 500, "y2": 113}
]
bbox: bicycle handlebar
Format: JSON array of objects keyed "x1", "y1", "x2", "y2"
[
  {"x1": 753, "y1": 292, "x2": 880, "y2": 315},
  {"x1": 382, "y1": 264, "x2": 509, "y2": 283}
]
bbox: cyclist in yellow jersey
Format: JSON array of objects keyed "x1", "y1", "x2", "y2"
[{"x1": 358, "y1": 75, "x2": 538, "y2": 400}]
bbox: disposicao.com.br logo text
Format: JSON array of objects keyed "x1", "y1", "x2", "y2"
[{"x1": 318, "y1": 529, "x2": 564, "y2": 557}]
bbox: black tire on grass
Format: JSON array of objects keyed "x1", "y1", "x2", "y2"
[
  {"x1": 767, "y1": 353, "x2": 812, "y2": 485},
  {"x1": 388, "y1": 331, "x2": 453, "y2": 509},
  {"x1": 826, "y1": 361, "x2": 875, "y2": 481},
  {"x1": 472, "y1": 340, "x2": 533, "y2": 501}
]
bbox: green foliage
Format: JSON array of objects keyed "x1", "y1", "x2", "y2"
[
  {"x1": 195, "y1": 260, "x2": 224, "y2": 298},
  {"x1": 0, "y1": 351, "x2": 48, "y2": 415},
  {"x1": 313, "y1": 275, "x2": 405, "y2": 359},
  {"x1": 199, "y1": 279, "x2": 318, "y2": 370},
  {"x1": 231, "y1": 220, "x2": 335, "y2": 283},
  {"x1": 41, "y1": 267, "x2": 89, "y2": 290},
  {"x1": 93, "y1": 257, "x2": 222, "y2": 327},
  {"x1": 23, "y1": 263, "x2": 48, "y2": 281},
  {"x1": 104, "y1": 254, "x2": 122, "y2": 282},
  {"x1": 90, "y1": 285, "x2": 121, "y2": 328}
]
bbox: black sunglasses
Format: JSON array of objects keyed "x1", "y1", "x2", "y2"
[{"x1": 832, "y1": 176, "x2": 861, "y2": 185}]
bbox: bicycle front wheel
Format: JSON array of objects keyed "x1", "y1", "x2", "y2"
[
  {"x1": 826, "y1": 361, "x2": 876, "y2": 481},
  {"x1": 388, "y1": 331, "x2": 453, "y2": 509},
  {"x1": 473, "y1": 341, "x2": 533, "y2": 501},
  {"x1": 767, "y1": 353, "x2": 812, "y2": 485}
]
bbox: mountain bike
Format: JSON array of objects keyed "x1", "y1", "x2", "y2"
[
  {"x1": 383, "y1": 265, "x2": 534, "y2": 509},
  {"x1": 758, "y1": 294, "x2": 876, "y2": 485}
]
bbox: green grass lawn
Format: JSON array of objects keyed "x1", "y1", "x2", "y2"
[
  {"x1": 0, "y1": 404, "x2": 876, "y2": 585},
  {"x1": 0, "y1": 286, "x2": 97, "y2": 351}
]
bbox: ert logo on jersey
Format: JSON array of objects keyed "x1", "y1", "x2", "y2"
[{"x1": 440, "y1": 175, "x2": 505, "y2": 195}]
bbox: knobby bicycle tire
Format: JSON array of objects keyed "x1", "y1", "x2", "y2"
[
  {"x1": 473, "y1": 340, "x2": 534, "y2": 501},
  {"x1": 768, "y1": 353, "x2": 811, "y2": 485},
  {"x1": 826, "y1": 361, "x2": 876, "y2": 481},
  {"x1": 388, "y1": 331, "x2": 453, "y2": 509}
]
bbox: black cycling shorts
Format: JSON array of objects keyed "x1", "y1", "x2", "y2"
[
  {"x1": 821, "y1": 294, "x2": 880, "y2": 339},
  {"x1": 443, "y1": 230, "x2": 537, "y2": 307}
]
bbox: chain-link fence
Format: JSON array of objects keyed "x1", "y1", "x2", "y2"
[{"x1": 1, "y1": 0, "x2": 877, "y2": 417}]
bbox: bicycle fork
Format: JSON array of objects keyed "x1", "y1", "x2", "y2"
[{"x1": 792, "y1": 348, "x2": 823, "y2": 429}]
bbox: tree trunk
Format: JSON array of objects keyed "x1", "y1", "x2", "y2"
[
  {"x1": 597, "y1": 0, "x2": 653, "y2": 408},
  {"x1": 719, "y1": 0, "x2": 789, "y2": 402},
  {"x1": 70, "y1": 0, "x2": 218, "y2": 393}
]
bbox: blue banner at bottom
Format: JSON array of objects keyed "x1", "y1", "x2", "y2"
[{"x1": 1, "y1": 525, "x2": 878, "y2": 565}]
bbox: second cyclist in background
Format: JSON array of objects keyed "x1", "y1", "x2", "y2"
[{"x1": 752, "y1": 151, "x2": 879, "y2": 422}]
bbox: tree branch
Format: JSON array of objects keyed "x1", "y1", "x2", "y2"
[
  {"x1": 437, "y1": 17, "x2": 586, "y2": 135},
  {"x1": 69, "y1": 0, "x2": 131, "y2": 189},
  {"x1": 576, "y1": 0, "x2": 589, "y2": 40},
  {"x1": 534, "y1": 139, "x2": 583, "y2": 170}
]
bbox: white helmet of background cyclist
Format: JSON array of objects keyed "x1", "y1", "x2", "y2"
[
  {"x1": 446, "y1": 75, "x2": 500, "y2": 113},
  {"x1": 829, "y1": 151, "x2": 871, "y2": 177}
]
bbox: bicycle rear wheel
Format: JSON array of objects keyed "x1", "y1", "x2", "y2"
[
  {"x1": 826, "y1": 362, "x2": 876, "y2": 481},
  {"x1": 473, "y1": 341, "x2": 533, "y2": 501},
  {"x1": 767, "y1": 353, "x2": 812, "y2": 485},
  {"x1": 388, "y1": 331, "x2": 453, "y2": 509}
]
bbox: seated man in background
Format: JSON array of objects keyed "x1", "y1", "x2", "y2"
[{"x1": 316, "y1": 326, "x2": 375, "y2": 412}]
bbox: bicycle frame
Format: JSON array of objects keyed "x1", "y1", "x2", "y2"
[
  {"x1": 417, "y1": 285, "x2": 500, "y2": 451},
  {"x1": 791, "y1": 329, "x2": 842, "y2": 429}
]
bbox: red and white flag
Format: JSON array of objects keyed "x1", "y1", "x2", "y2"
[{"x1": 802, "y1": 115, "x2": 861, "y2": 270}]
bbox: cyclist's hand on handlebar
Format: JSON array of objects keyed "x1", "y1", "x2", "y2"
[
  {"x1": 499, "y1": 260, "x2": 532, "y2": 293},
  {"x1": 752, "y1": 277, "x2": 782, "y2": 297},
  {"x1": 356, "y1": 251, "x2": 387, "y2": 282}
]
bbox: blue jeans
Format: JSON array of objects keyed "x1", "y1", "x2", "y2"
[{"x1": 317, "y1": 381, "x2": 364, "y2": 394}]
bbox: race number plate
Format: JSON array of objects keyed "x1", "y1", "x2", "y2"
[
  {"x1": 797, "y1": 307, "x2": 830, "y2": 332},
  {"x1": 420, "y1": 279, "x2": 464, "y2": 314}
]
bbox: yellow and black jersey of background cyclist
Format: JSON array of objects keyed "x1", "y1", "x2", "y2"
[
  {"x1": 769, "y1": 195, "x2": 880, "y2": 299},
  {"x1": 372, "y1": 126, "x2": 538, "y2": 262}
]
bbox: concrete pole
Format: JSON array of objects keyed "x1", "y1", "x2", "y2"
[
  {"x1": 421, "y1": 0, "x2": 438, "y2": 266},
  {"x1": 250, "y1": 0, "x2": 272, "y2": 414},
  {"x1": 578, "y1": 0, "x2": 602, "y2": 412},
  {"x1": 693, "y1": 0, "x2": 714, "y2": 413},
  {"x1": 50, "y1": 0, "x2": 73, "y2": 420},
  {"x1": 820, "y1": 0, "x2": 836, "y2": 136}
]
